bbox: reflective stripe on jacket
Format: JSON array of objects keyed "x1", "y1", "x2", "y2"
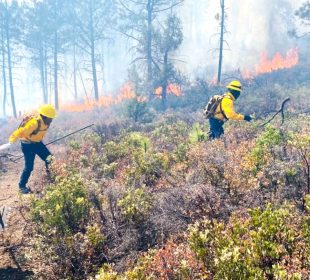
[
  {"x1": 9, "y1": 115, "x2": 49, "y2": 143},
  {"x1": 213, "y1": 92, "x2": 245, "y2": 121}
]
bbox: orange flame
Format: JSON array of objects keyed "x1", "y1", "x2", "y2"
[
  {"x1": 242, "y1": 47, "x2": 299, "y2": 79},
  {"x1": 59, "y1": 82, "x2": 146, "y2": 112},
  {"x1": 59, "y1": 82, "x2": 183, "y2": 112},
  {"x1": 155, "y1": 83, "x2": 182, "y2": 97}
]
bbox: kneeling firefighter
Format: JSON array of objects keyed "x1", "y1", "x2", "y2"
[
  {"x1": 8, "y1": 104, "x2": 56, "y2": 194},
  {"x1": 206, "y1": 80, "x2": 252, "y2": 139}
]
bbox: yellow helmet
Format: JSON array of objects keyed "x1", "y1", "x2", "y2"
[
  {"x1": 38, "y1": 104, "x2": 56, "y2": 119},
  {"x1": 226, "y1": 80, "x2": 242, "y2": 92}
]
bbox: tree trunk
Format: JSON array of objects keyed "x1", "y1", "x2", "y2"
[
  {"x1": 73, "y1": 39, "x2": 78, "y2": 100},
  {"x1": 161, "y1": 51, "x2": 168, "y2": 109},
  {"x1": 53, "y1": 0, "x2": 59, "y2": 109},
  {"x1": 217, "y1": 0, "x2": 225, "y2": 84},
  {"x1": 39, "y1": 43, "x2": 47, "y2": 103},
  {"x1": 89, "y1": 0, "x2": 99, "y2": 101},
  {"x1": 5, "y1": 4, "x2": 17, "y2": 118},
  {"x1": 78, "y1": 68, "x2": 88, "y2": 100},
  {"x1": 54, "y1": 30, "x2": 59, "y2": 109},
  {"x1": 44, "y1": 47, "x2": 48, "y2": 102},
  {"x1": 146, "y1": 0, "x2": 153, "y2": 98},
  {"x1": 1, "y1": 28, "x2": 7, "y2": 116}
]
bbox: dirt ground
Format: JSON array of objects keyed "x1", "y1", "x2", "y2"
[
  {"x1": 0, "y1": 148, "x2": 60, "y2": 279},
  {"x1": 0, "y1": 156, "x2": 34, "y2": 279},
  {"x1": 0, "y1": 116, "x2": 92, "y2": 279}
]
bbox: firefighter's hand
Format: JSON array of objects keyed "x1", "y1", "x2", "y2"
[
  {"x1": 0, "y1": 143, "x2": 11, "y2": 151},
  {"x1": 244, "y1": 115, "x2": 252, "y2": 122}
]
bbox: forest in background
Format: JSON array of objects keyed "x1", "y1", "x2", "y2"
[{"x1": 0, "y1": 0, "x2": 308, "y2": 116}]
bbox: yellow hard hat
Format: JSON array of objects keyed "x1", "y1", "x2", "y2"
[
  {"x1": 38, "y1": 104, "x2": 56, "y2": 119},
  {"x1": 226, "y1": 80, "x2": 242, "y2": 92}
]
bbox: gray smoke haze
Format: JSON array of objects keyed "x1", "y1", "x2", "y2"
[
  {"x1": 2, "y1": 0, "x2": 307, "y2": 115},
  {"x1": 177, "y1": 0, "x2": 305, "y2": 79}
]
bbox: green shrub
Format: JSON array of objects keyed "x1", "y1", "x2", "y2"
[
  {"x1": 288, "y1": 133, "x2": 310, "y2": 195},
  {"x1": 152, "y1": 120, "x2": 189, "y2": 147},
  {"x1": 94, "y1": 264, "x2": 119, "y2": 280},
  {"x1": 305, "y1": 195, "x2": 310, "y2": 213},
  {"x1": 69, "y1": 140, "x2": 81, "y2": 151},
  {"x1": 31, "y1": 174, "x2": 89, "y2": 235},
  {"x1": 189, "y1": 123, "x2": 206, "y2": 144},
  {"x1": 117, "y1": 187, "x2": 153, "y2": 222},
  {"x1": 189, "y1": 204, "x2": 309, "y2": 279},
  {"x1": 250, "y1": 125, "x2": 287, "y2": 174},
  {"x1": 121, "y1": 241, "x2": 203, "y2": 280},
  {"x1": 174, "y1": 142, "x2": 189, "y2": 162},
  {"x1": 125, "y1": 150, "x2": 170, "y2": 186},
  {"x1": 103, "y1": 141, "x2": 125, "y2": 163},
  {"x1": 86, "y1": 223, "x2": 106, "y2": 250},
  {"x1": 29, "y1": 175, "x2": 110, "y2": 279},
  {"x1": 125, "y1": 98, "x2": 150, "y2": 123},
  {"x1": 123, "y1": 132, "x2": 150, "y2": 152}
]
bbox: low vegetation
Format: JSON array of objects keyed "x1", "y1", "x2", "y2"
[{"x1": 1, "y1": 80, "x2": 310, "y2": 279}]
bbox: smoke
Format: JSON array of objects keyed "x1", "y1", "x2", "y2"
[
  {"x1": 176, "y1": 0, "x2": 305, "y2": 79},
  {"x1": 1, "y1": 0, "x2": 307, "y2": 116}
]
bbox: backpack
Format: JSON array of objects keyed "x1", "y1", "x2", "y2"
[
  {"x1": 18, "y1": 112, "x2": 41, "y2": 136},
  {"x1": 204, "y1": 95, "x2": 226, "y2": 119}
]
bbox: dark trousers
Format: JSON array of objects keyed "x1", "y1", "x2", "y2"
[
  {"x1": 19, "y1": 141, "x2": 51, "y2": 188},
  {"x1": 208, "y1": 118, "x2": 224, "y2": 140}
]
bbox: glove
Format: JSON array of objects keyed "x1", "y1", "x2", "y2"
[
  {"x1": 244, "y1": 115, "x2": 252, "y2": 122},
  {"x1": 0, "y1": 143, "x2": 11, "y2": 151}
]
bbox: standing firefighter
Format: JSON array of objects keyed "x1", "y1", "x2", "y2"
[
  {"x1": 204, "y1": 80, "x2": 252, "y2": 139},
  {"x1": 9, "y1": 104, "x2": 56, "y2": 194}
]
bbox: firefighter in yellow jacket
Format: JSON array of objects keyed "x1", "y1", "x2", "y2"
[
  {"x1": 208, "y1": 80, "x2": 252, "y2": 139},
  {"x1": 9, "y1": 104, "x2": 56, "y2": 194}
]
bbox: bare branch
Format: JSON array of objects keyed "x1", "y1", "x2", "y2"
[
  {"x1": 151, "y1": 57, "x2": 160, "y2": 71},
  {"x1": 116, "y1": 28, "x2": 142, "y2": 43},
  {"x1": 130, "y1": 56, "x2": 147, "y2": 65},
  {"x1": 119, "y1": 0, "x2": 142, "y2": 17},
  {"x1": 153, "y1": 1, "x2": 184, "y2": 13}
]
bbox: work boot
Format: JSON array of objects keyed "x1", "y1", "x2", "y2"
[{"x1": 19, "y1": 186, "x2": 31, "y2": 194}]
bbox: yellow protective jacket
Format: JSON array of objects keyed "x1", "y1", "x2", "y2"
[
  {"x1": 213, "y1": 92, "x2": 245, "y2": 121},
  {"x1": 9, "y1": 115, "x2": 49, "y2": 143}
]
